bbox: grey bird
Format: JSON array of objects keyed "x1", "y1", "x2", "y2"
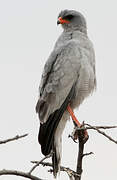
[{"x1": 36, "y1": 9, "x2": 96, "y2": 178}]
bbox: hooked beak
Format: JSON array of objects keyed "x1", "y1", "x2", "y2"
[
  {"x1": 57, "y1": 17, "x2": 70, "y2": 25},
  {"x1": 57, "y1": 19, "x2": 60, "y2": 25}
]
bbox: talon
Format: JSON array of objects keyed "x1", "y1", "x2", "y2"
[
  {"x1": 73, "y1": 129, "x2": 79, "y2": 140},
  {"x1": 68, "y1": 134, "x2": 78, "y2": 143},
  {"x1": 67, "y1": 104, "x2": 89, "y2": 141}
]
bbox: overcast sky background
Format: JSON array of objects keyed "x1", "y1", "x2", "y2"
[{"x1": 0, "y1": 0, "x2": 117, "y2": 180}]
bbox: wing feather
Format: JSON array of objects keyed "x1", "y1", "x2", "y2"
[{"x1": 36, "y1": 41, "x2": 81, "y2": 123}]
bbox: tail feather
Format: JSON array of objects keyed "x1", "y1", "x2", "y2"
[
  {"x1": 38, "y1": 109, "x2": 61, "y2": 155},
  {"x1": 38, "y1": 84, "x2": 75, "y2": 177}
]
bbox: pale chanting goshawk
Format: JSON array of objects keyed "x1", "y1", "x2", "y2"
[{"x1": 36, "y1": 9, "x2": 96, "y2": 178}]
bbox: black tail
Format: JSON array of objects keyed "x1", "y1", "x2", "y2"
[{"x1": 38, "y1": 84, "x2": 75, "y2": 176}]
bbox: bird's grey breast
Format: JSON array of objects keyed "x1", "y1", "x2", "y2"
[{"x1": 69, "y1": 32, "x2": 96, "y2": 108}]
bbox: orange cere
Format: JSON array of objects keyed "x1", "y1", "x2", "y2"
[{"x1": 58, "y1": 17, "x2": 70, "y2": 24}]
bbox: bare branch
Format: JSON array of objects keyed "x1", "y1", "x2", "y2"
[
  {"x1": 30, "y1": 123, "x2": 117, "y2": 180},
  {"x1": 86, "y1": 125, "x2": 117, "y2": 130},
  {"x1": 29, "y1": 153, "x2": 52, "y2": 174},
  {"x1": 31, "y1": 161, "x2": 80, "y2": 178},
  {"x1": 75, "y1": 125, "x2": 117, "y2": 131},
  {"x1": 75, "y1": 140, "x2": 84, "y2": 180},
  {"x1": 82, "y1": 152, "x2": 94, "y2": 158},
  {"x1": 0, "y1": 169, "x2": 44, "y2": 180},
  {"x1": 75, "y1": 128, "x2": 88, "y2": 180},
  {"x1": 85, "y1": 124, "x2": 117, "y2": 144},
  {"x1": 0, "y1": 134, "x2": 28, "y2": 144},
  {"x1": 72, "y1": 124, "x2": 117, "y2": 145}
]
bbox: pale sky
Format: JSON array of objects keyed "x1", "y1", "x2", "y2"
[{"x1": 0, "y1": 0, "x2": 117, "y2": 180}]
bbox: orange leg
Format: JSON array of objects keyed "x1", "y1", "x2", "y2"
[
  {"x1": 67, "y1": 104, "x2": 88, "y2": 138},
  {"x1": 67, "y1": 104, "x2": 81, "y2": 127}
]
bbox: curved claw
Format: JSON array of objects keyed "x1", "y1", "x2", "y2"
[{"x1": 68, "y1": 134, "x2": 78, "y2": 143}]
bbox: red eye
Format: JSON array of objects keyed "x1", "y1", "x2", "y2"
[{"x1": 63, "y1": 15, "x2": 74, "y2": 20}]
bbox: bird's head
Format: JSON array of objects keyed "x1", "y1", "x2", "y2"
[{"x1": 57, "y1": 9, "x2": 87, "y2": 34}]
